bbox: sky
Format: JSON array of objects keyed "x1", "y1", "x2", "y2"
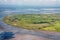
[{"x1": 0, "y1": 0, "x2": 60, "y2": 7}]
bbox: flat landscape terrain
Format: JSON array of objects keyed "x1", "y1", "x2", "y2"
[{"x1": 3, "y1": 14, "x2": 60, "y2": 32}]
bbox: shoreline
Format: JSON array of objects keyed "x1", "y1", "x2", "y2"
[{"x1": 1, "y1": 14, "x2": 60, "y2": 40}]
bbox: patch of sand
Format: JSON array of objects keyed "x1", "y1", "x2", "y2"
[{"x1": 11, "y1": 34, "x2": 50, "y2": 40}]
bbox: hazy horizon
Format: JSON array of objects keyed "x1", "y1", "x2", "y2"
[{"x1": 0, "y1": 0, "x2": 60, "y2": 7}]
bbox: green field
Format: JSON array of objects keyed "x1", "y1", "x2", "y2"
[{"x1": 3, "y1": 14, "x2": 60, "y2": 32}]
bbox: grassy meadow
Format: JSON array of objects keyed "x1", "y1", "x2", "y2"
[{"x1": 3, "y1": 14, "x2": 60, "y2": 32}]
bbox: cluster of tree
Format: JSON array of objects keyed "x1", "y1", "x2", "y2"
[{"x1": 32, "y1": 21, "x2": 49, "y2": 24}]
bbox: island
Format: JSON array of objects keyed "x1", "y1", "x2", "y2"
[{"x1": 3, "y1": 14, "x2": 60, "y2": 32}]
